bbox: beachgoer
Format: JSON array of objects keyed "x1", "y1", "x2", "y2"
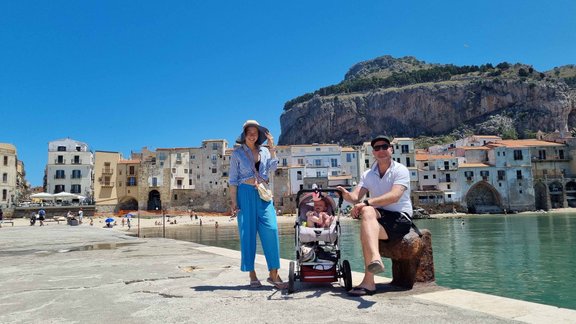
[
  {"x1": 337, "y1": 135, "x2": 414, "y2": 297},
  {"x1": 78, "y1": 208, "x2": 84, "y2": 224},
  {"x1": 228, "y1": 119, "x2": 286, "y2": 289},
  {"x1": 0, "y1": 208, "x2": 3, "y2": 228},
  {"x1": 121, "y1": 218, "x2": 126, "y2": 227},
  {"x1": 199, "y1": 218, "x2": 202, "y2": 226},
  {"x1": 30, "y1": 212, "x2": 36, "y2": 226},
  {"x1": 38, "y1": 209, "x2": 46, "y2": 226},
  {"x1": 215, "y1": 221, "x2": 219, "y2": 228}
]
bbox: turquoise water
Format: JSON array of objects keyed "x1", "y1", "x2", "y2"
[{"x1": 141, "y1": 213, "x2": 576, "y2": 310}]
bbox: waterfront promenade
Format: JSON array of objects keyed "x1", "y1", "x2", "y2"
[{"x1": 1, "y1": 224, "x2": 575, "y2": 323}]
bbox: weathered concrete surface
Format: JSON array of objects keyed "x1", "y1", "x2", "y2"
[{"x1": 0, "y1": 226, "x2": 573, "y2": 323}]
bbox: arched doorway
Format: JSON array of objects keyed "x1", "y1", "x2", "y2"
[
  {"x1": 549, "y1": 182, "x2": 565, "y2": 208},
  {"x1": 147, "y1": 190, "x2": 162, "y2": 211},
  {"x1": 116, "y1": 197, "x2": 138, "y2": 212},
  {"x1": 533, "y1": 181, "x2": 549, "y2": 210},
  {"x1": 566, "y1": 181, "x2": 576, "y2": 207},
  {"x1": 465, "y1": 182, "x2": 502, "y2": 213}
]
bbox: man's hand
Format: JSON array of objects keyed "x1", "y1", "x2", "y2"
[
  {"x1": 336, "y1": 186, "x2": 353, "y2": 202},
  {"x1": 351, "y1": 202, "x2": 366, "y2": 219}
]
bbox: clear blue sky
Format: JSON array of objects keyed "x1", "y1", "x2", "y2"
[{"x1": 1, "y1": 0, "x2": 575, "y2": 187}]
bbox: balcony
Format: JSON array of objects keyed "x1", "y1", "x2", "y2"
[
  {"x1": 54, "y1": 175, "x2": 66, "y2": 179},
  {"x1": 71, "y1": 159, "x2": 82, "y2": 165},
  {"x1": 102, "y1": 168, "x2": 114, "y2": 175},
  {"x1": 126, "y1": 181, "x2": 138, "y2": 187},
  {"x1": 101, "y1": 182, "x2": 114, "y2": 187},
  {"x1": 54, "y1": 159, "x2": 66, "y2": 164}
]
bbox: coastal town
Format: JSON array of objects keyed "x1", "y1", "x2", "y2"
[{"x1": 1, "y1": 130, "x2": 574, "y2": 217}]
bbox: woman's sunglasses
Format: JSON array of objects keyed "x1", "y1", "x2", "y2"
[{"x1": 373, "y1": 144, "x2": 390, "y2": 151}]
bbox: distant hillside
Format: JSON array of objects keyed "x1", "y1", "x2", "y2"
[{"x1": 279, "y1": 55, "x2": 576, "y2": 145}]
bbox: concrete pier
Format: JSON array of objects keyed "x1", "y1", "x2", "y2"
[{"x1": 1, "y1": 225, "x2": 574, "y2": 323}]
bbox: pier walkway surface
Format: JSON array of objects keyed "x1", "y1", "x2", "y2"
[{"x1": 1, "y1": 226, "x2": 574, "y2": 323}]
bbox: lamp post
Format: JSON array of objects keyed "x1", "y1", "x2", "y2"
[{"x1": 137, "y1": 207, "x2": 140, "y2": 238}]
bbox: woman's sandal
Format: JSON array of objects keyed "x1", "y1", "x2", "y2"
[
  {"x1": 347, "y1": 286, "x2": 376, "y2": 297},
  {"x1": 249, "y1": 280, "x2": 262, "y2": 288},
  {"x1": 266, "y1": 277, "x2": 288, "y2": 290}
]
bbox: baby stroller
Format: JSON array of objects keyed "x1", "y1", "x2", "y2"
[{"x1": 287, "y1": 189, "x2": 352, "y2": 294}]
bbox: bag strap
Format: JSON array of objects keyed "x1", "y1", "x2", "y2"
[{"x1": 242, "y1": 145, "x2": 268, "y2": 184}]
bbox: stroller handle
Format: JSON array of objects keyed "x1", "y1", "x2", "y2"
[{"x1": 296, "y1": 188, "x2": 344, "y2": 208}]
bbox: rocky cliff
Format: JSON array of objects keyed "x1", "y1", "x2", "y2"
[{"x1": 279, "y1": 56, "x2": 576, "y2": 145}]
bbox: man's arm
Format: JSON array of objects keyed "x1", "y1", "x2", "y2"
[
  {"x1": 337, "y1": 185, "x2": 368, "y2": 204},
  {"x1": 363, "y1": 184, "x2": 407, "y2": 207}
]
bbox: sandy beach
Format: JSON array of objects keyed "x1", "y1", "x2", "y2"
[{"x1": 3, "y1": 207, "x2": 575, "y2": 231}]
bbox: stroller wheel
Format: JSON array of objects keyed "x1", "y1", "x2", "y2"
[
  {"x1": 342, "y1": 260, "x2": 352, "y2": 291},
  {"x1": 288, "y1": 261, "x2": 295, "y2": 294}
]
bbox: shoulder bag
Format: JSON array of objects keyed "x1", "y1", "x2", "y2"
[{"x1": 243, "y1": 147, "x2": 273, "y2": 202}]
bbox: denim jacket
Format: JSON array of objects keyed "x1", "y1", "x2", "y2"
[{"x1": 229, "y1": 144, "x2": 278, "y2": 186}]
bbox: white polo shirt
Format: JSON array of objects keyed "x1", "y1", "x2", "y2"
[{"x1": 358, "y1": 161, "x2": 413, "y2": 216}]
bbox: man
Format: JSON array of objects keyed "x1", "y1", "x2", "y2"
[
  {"x1": 78, "y1": 208, "x2": 84, "y2": 224},
  {"x1": 337, "y1": 135, "x2": 413, "y2": 297}
]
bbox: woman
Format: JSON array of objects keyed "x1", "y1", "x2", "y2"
[{"x1": 228, "y1": 120, "x2": 286, "y2": 289}]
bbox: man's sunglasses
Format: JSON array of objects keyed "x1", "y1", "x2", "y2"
[{"x1": 373, "y1": 144, "x2": 390, "y2": 151}]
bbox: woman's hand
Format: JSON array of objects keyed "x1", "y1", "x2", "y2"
[
  {"x1": 230, "y1": 201, "x2": 239, "y2": 216},
  {"x1": 265, "y1": 131, "x2": 274, "y2": 145}
]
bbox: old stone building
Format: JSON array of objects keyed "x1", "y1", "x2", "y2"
[
  {"x1": 0, "y1": 143, "x2": 20, "y2": 208},
  {"x1": 46, "y1": 138, "x2": 93, "y2": 199}
]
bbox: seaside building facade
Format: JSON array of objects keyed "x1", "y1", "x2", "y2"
[
  {"x1": 0, "y1": 143, "x2": 24, "y2": 208},
  {"x1": 45, "y1": 138, "x2": 93, "y2": 200},
  {"x1": 93, "y1": 151, "x2": 122, "y2": 212}
]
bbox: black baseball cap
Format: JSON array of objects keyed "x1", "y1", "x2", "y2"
[{"x1": 370, "y1": 135, "x2": 391, "y2": 147}]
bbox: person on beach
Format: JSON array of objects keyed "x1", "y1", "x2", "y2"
[
  {"x1": 78, "y1": 208, "x2": 83, "y2": 224},
  {"x1": 228, "y1": 119, "x2": 286, "y2": 290},
  {"x1": 337, "y1": 135, "x2": 413, "y2": 297},
  {"x1": 0, "y1": 207, "x2": 3, "y2": 228},
  {"x1": 38, "y1": 209, "x2": 46, "y2": 226}
]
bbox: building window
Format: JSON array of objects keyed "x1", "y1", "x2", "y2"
[
  {"x1": 298, "y1": 158, "x2": 304, "y2": 165},
  {"x1": 189, "y1": 179, "x2": 193, "y2": 185},
  {"x1": 297, "y1": 171, "x2": 302, "y2": 180},
  {"x1": 2, "y1": 189, "x2": 7, "y2": 200},
  {"x1": 516, "y1": 170, "x2": 523, "y2": 180},
  {"x1": 212, "y1": 168, "x2": 217, "y2": 173},
  {"x1": 464, "y1": 171, "x2": 473, "y2": 181},
  {"x1": 177, "y1": 179, "x2": 183, "y2": 186},
  {"x1": 498, "y1": 170, "x2": 505, "y2": 181},
  {"x1": 282, "y1": 158, "x2": 287, "y2": 167},
  {"x1": 480, "y1": 171, "x2": 489, "y2": 180},
  {"x1": 72, "y1": 170, "x2": 81, "y2": 179},
  {"x1": 538, "y1": 150, "x2": 546, "y2": 160},
  {"x1": 55, "y1": 170, "x2": 65, "y2": 179},
  {"x1": 447, "y1": 184, "x2": 451, "y2": 189},
  {"x1": 346, "y1": 154, "x2": 352, "y2": 163},
  {"x1": 184, "y1": 169, "x2": 188, "y2": 173},
  {"x1": 212, "y1": 143, "x2": 218, "y2": 150},
  {"x1": 71, "y1": 184, "x2": 81, "y2": 193},
  {"x1": 57, "y1": 146, "x2": 66, "y2": 151},
  {"x1": 57, "y1": 155, "x2": 64, "y2": 164},
  {"x1": 3, "y1": 156, "x2": 7, "y2": 165},
  {"x1": 72, "y1": 155, "x2": 80, "y2": 164},
  {"x1": 128, "y1": 177, "x2": 137, "y2": 186},
  {"x1": 152, "y1": 177, "x2": 158, "y2": 187},
  {"x1": 316, "y1": 171, "x2": 322, "y2": 177},
  {"x1": 2, "y1": 173, "x2": 6, "y2": 183},
  {"x1": 55, "y1": 185, "x2": 65, "y2": 193},
  {"x1": 401, "y1": 145, "x2": 409, "y2": 154},
  {"x1": 433, "y1": 174, "x2": 436, "y2": 179},
  {"x1": 331, "y1": 159, "x2": 338, "y2": 167},
  {"x1": 172, "y1": 168, "x2": 176, "y2": 173},
  {"x1": 559, "y1": 149, "x2": 565, "y2": 160},
  {"x1": 332, "y1": 171, "x2": 338, "y2": 176},
  {"x1": 513, "y1": 150, "x2": 523, "y2": 160},
  {"x1": 129, "y1": 166, "x2": 135, "y2": 175},
  {"x1": 423, "y1": 175, "x2": 429, "y2": 180},
  {"x1": 314, "y1": 159, "x2": 321, "y2": 166}
]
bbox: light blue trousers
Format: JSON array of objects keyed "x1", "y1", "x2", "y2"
[{"x1": 236, "y1": 183, "x2": 280, "y2": 271}]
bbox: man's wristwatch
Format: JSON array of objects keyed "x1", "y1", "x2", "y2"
[{"x1": 363, "y1": 199, "x2": 370, "y2": 206}]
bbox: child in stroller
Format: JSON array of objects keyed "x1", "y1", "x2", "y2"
[
  {"x1": 288, "y1": 189, "x2": 352, "y2": 293},
  {"x1": 305, "y1": 192, "x2": 335, "y2": 228}
]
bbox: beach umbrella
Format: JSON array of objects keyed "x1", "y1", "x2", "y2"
[
  {"x1": 105, "y1": 217, "x2": 115, "y2": 223},
  {"x1": 30, "y1": 192, "x2": 54, "y2": 199},
  {"x1": 53, "y1": 192, "x2": 77, "y2": 199},
  {"x1": 124, "y1": 213, "x2": 133, "y2": 218}
]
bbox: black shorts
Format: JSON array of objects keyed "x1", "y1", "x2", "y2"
[{"x1": 376, "y1": 209, "x2": 412, "y2": 241}]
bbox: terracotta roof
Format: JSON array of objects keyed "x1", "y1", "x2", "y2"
[
  {"x1": 459, "y1": 163, "x2": 491, "y2": 168},
  {"x1": 489, "y1": 139, "x2": 565, "y2": 148},
  {"x1": 461, "y1": 146, "x2": 490, "y2": 150},
  {"x1": 417, "y1": 153, "x2": 453, "y2": 161}
]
